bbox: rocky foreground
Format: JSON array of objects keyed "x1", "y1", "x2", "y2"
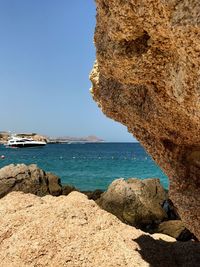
[
  {"x1": 0, "y1": 164, "x2": 196, "y2": 240},
  {"x1": 0, "y1": 164, "x2": 199, "y2": 266},
  {"x1": 0, "y1": 191, "x2": 200, "y2": 267}
]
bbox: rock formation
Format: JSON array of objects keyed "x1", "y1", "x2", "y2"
[
  {"x1": 91, "y1": 0, "x2": 200, "y2": 239},
  {"x1": 0, "y1": 164, "x2": 103, "y2": 200},
  {"x1": 157, "y1": 220, "x2": 197, "y2": 241},
  {"x1": 0, "y1": 164, "x2": 62, "y2": 197},
  {"x1": 0, "y1": 191, "x2": 199, "y2": 267},
  {"x1": 97, "y1": 178, "x2": 167, "y2": 228}
]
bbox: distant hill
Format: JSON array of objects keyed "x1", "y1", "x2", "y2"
[
  {"x1": 48, "y1": 135, "x2": 104, "y2": 143},
  {"x1": 0, "y1": 132, "x2": 104, "y2": 144}
]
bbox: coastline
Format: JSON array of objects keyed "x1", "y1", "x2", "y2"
[
  {"x1": 0, "y1": 163, "x2": 196, "y2": 242},
  {"x1": 0, "y1": 162, "x2": 198, "y2": 266},
  {"x1": 0, "y1": 142, "x2": 169, "y2": 191}
]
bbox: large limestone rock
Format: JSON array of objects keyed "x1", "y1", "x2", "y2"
[
  {"x1": 0, "y1": 164, "x2": 62, "y2": 197},
  {"x1": 91, "y1": 0, "x2": 200, "y2": 239},
  {"x1": 0, "y1": 191, "x2": 199, "y2": 266},
  {"x1": 97, "y1": 178, "x2": 167, "y2": 227}
]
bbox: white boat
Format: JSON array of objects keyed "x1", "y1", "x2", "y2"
[{"x1": 7, "y1": 136, "x2": 46, "y2": 148}]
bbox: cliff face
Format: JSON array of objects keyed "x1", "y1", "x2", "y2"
[{"x1": 91, "y1": 0, "x2": 200, "y2": 239}]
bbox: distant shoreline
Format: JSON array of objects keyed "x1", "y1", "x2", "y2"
[
  {"x1": 47, "y1": 141, "x2": 138, "y2": 144},
  {"x1": 0, "y1": 140, "x2": 139, "y2": 145}
]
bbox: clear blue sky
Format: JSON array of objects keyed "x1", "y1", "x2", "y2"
[{"x1": 0, "y1": 0, "x2": 135, "y2": 142}]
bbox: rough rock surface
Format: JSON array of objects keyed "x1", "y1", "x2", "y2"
[
  {"x1": 97, "y1": 178, "x2": 167, "y2": 227},
  {"x1": 0, "y1": 191, "x2": 200, "y2": 267},
  {"x1": 0, "y1": 164, "x2": 103, "y2": 201},
  {"x1": 62, "y1": 184, "x2": 77, "y2": 196},
  {"x1": 91, "y1": 0, "x2": 200, "y2": 239},
  {"x1": 0, "y1": 164, "x2": 62, "y2": 197},
  {"x1": 157, "y1": 220, "x2": 190, "y2": 240}
]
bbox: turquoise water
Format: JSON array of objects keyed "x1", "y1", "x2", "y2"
[{"x1": 0, "y1": 143, "x2": 168, "y2": 191}]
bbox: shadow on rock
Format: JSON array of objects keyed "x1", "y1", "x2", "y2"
[{"x1": 134, "y1": 235, "x2": 200, "y2": 267}]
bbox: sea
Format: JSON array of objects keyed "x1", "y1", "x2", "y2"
[{"x1": 0, "y1": 143, "x2": 169, "y2": 191}]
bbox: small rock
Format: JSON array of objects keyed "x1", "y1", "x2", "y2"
[
  {"x1": 157, "y1": 220, "x2": 196, "y2": 241},
  {"x1": 46, "y1": 173, "x2": 62, "y2": 196},
  {"x1": 62, "y1": 184, "x2": 77, "y2": 195},
  {"x1": 83, "y1": 189, "x2": 103, "y2": 200}
]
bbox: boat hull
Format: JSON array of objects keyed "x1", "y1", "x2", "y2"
[{"x1": 8, "y1": 143, "x2": 46, "y2": 148}]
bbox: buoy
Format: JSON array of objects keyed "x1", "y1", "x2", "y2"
[{"x1": 1, "y1": 155, "x2": 5, "y2": 159}]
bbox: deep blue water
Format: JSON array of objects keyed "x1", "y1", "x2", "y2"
[{"x1": 0, "y1": 143, "x2": 168, "y2": 191}]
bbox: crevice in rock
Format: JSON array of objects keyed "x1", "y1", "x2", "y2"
[
  {"x1": 119, "y1": 32, "x2": 150, "y2": 57},
  {"x1": 162, "y1": 139, "x2": 176, "y2": 152}
]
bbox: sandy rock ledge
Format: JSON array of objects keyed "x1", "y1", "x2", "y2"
[{"x1": 0, "y1": 191, "x2": 199, "y2": 267}]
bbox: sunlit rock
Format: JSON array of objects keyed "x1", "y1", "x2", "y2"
[{"x1": 91, "y1": 0, "x2": 200, "y2": 239}]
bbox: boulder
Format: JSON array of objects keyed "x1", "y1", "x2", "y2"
[
  {"x1": 0, "y1": 163, "x2": 103, "y2": 200},
  {"x1": 62, "y1": 184, "x2": 77, "y2": 195},
  {"x1": 83, "y1": 189, "x2": 104, "y2": 200},
  {"x1": 62, "y1": 186, "x2": 103, "y2": 200},
  {"x1": 0, "y1": 164, "x2": 62, "y2": 197},
  {"x1": 96, "y1": 178, "x2": 167, "y2": 227},
  {"x1": 46, "y1": 173, "x2": 62, "y2": 196},
  {"x1": 157, "y1": 220, "x2": 196, "y2": 241},
  {"x1": 0, "y1": 191, "x2": 199, "y2": 267},
  {"x1": 91, "y1": 0, "x2": 200, "y2": 239}
]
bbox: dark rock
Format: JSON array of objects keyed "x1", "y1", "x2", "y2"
[
  {"x1": 46, "y1": 173, "x2": 62, "y2": 196},
  {"x1": 157, "y1": 220, "x2": 197, "y2": 241},
  {"x1": 0, "y1": 164, "x2": 62, "y2": 197},
  {"x1": 83, "y1": 189, "x2": 103, "y2": 201},
  {"x1": 62, "y1": 184, "x2": 77, "y2": 195},
  {"x1": 162, "y1": 199, "x2": 180, "y2": 220},
  {"x1": 96, "y1": 178, "x2": 167, "y2": 227}
]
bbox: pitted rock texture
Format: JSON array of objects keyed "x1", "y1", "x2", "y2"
[
  {"x1": 0, "y1": 191, "x2": 200, "y2": 267},
  {"x1": 91, "y1": 0, "x2": 200, "y2": 239}
]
